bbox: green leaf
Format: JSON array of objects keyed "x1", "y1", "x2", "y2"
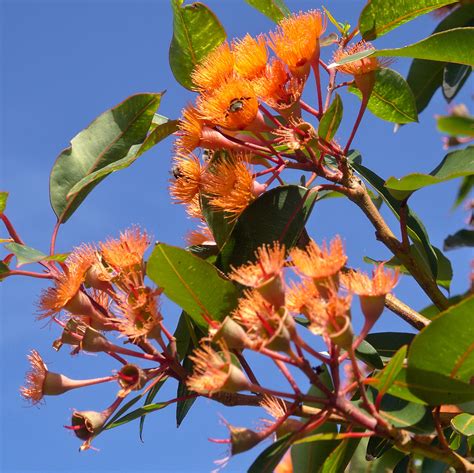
[
  {"x1": 320, "y1": 436, "x2": 362, "y2": 473},
  {"x1": 217, "y1": 185, "x2": 318, "y2": 271},
  {"x1": 384, "y1": 146, "x2": 474, "y2": 200},
  {"x1": 169, "y1": 0, "x2": 226, "y2": 90},
  {"x1": 147, "y1": 243, "x2": 240, "y2": 330},
  {"x1": 351, "y1": 160, "x2": 439, "y2": 279},
  {"x1": 201, "y1": 195, "x2": 236, "y2": 249},
  {"x1": 348, "y1": 439, "x2": 406, "y2": 472},
  {"x1": 454, "y1": 175, "x2": 474, "y2": 209},
  {"x1": 66, "y1": 119, "x2": 178, "y2": 198},
  {"x1": 374, "y1": 346, "x2": 407, "y2": 400},
  {"x1": 50, "y1": 93, "x2": 162, "y2": 224},
  {"x1": 365, "y1": 244, "x2": 453, "y2": 291},
  {"x1": 419, "y1": 293, "x2": 465, "y2": 319},
  {"x1": 0, "y1": 192, "x2": 8, "y2": 213},
  {"x1": 355, "y1": 340, "x2": 384, "y2": 370},
  {"x1": 318, "y1": 93, "x2": 343, "y2": 141},
  {"x1": 244, "y1": 0, "x2": 290, "y2": 22},
  {"x1": 358, "y1": 0, "x2": 457, "y2": 40},
  {"x1": 348, "y1": 68, "x2": 418, "y2": 123},
  {"x1": 406, "y1": 5, "x2": 474, "y2": 115},
  {"x1": 4, "y1": 242, "x2": 67, "y2": 267},
  {"x1": 139, "y1": 377, "x2": 168, "y2": 441},
  {"x1": 437, "y1": 115, "x2": 474, "y2": 137},
  {"x1": 451, "y1": 413, "x2": 474, "y2": 436},
  {"x1": 443, "y1": 63, "x2": 472, "y2": 102},
  {"x1": 0, "y1": 261, "x2": 10, "y2": 279},
  {"x1": 375, "y1": 392, "x2": 434, "y2": 433},
  {"x1": 247, "y1": 432, "x2": 294, "y2": 473},
  {"x1": 444, "y1": 229, "x2": 474, "y2": 251},
  {"x1": 365, "y1": 332, "x2": 415, "y2": 360},
  {"x1": 103, "y1": 394, "x2": 144, "y2": 431},
  {"x1": 366, "y1": 436, "x2": 393, "y2": 460},
  {"x1": 291, "y1": 367, "x2": 339, "y2": 473},
  {"x1": 176, "y1": 357, "x2": 197, "y2": 427},
  {"x1": 406, "y1": 295, "x2": 474, "y2": 405},
  {"x1": 105, "y1": 402, "x2": 168, "y2": 430},
  {"x1": 375, "y1": 28, "x2": 474, "y2": 66}
]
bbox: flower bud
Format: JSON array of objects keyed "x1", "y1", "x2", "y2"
[
  {"x1": 328, "y1": 315, "x2": 353, "y2": 350},
  {"x1": 359, "y1": 294, "x2": 386, "y2": 325},
  {"x1": 229, "y1": 426, "x2": 263, "y2": 455},
  {"x1": 210, "y1": 317, "x2": 251, "y2": 350}
]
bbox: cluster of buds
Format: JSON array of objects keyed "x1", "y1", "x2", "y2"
[{"x1": 169, "y1": 10, "x2": 389, "y2": 235}]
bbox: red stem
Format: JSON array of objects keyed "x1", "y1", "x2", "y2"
[
  {"x1": 0, "y1": 214, "x2": 24, "y2": 244},
  {"x1": 2, "y1": 269, "x2": 53, "y2": 279},
  {"x1": 344, "y1": 94, "x2": 369, "y2": 154}
]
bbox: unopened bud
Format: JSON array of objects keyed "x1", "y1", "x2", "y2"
[
  {"x1": 210, "y1": 317, "x2": 251, "y2": 350},
  {"x1": 328, "y1": 315, "x2": 353, "y2": 350},
  {"x1": 359, "y1": 295, "x2": 386, "y2": 325}
]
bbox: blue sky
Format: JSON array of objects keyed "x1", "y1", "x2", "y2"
[{"x1": 1, "y1": 1, "x2": 472, "y2": 472}]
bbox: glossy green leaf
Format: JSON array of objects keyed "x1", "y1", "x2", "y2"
[
  {"x1": 366, "y1": 436, "x2": 392, "y2": 460},
  {"x1": 50, "y1": 93, "x2": 161, "y2": 224},
  {"x1": 375, "y1": 346, "x2": 407, "y2": 399},
  {"x1": 106, "y1": 402, "x2": 168, "y2": 430},
  {"x1": 244, "y1": 0, "x2": 290, "y2": 22},
  {"x1": 103, "y1": 394, "x2": 144, "y2": 431},
  {"x1": 406, "y1": 296, "x2": 474, "y2": 404},
  {"x1": 419, "y1": 293, "x2": 465, "y2": 318},
  {"x1": 406, "y1": 5, "x2": 474, "y2": 114},
  {"x1": 248, "y1": 432, "x2": 293, "y2": 473},
  {"x1": 0, "y1": 261, "x2": 10, "y2": 279},
  {"x1": 358, "y1": 0, "x2": 457, "y2": 40},
  {"x1": 176, "y1": 357, "x2": 196, "y2": 427},
  {"x1": 454, "y1": 175, "x2": 474, "y2": 209},
  {"x1": 443, "y1": 63, "x2": 472, "y2": 102},
  {"x1": 320, "y1": 436, "x2": 362, "y2": 473},
  {"x1": 217, "y1": 185, "x2": 318, "y2": 271},
  {"x1": 292, "y1": 367, "x2": 339, "y2": 473},
  {"x1": 139, "y1": 377, "x2": 168, "y2": 441},
  {"x1": 348, "y1": 439, "x2": 406, "y2": 472},
  {"x1": 376, "y1": 393, "x2": 434, "y2": 433},
  {"x1": 319, "y1": 93, "x2": 343, "y2": 141},
  {"x1": 451, "y1": 413, "x2": 474, "y2": 436},
  {"x1": 444, "y1": 229, "x2": 474, "y2": 251},
  {"x1": 147, "y1": 243, "x2": 239, "y2": 330},
  {"x1": 169, "y1": 0, "x2": 226, "y2": 90},
  {"x1": 351, "y1": 160, "x2": 439, "y2": 278},
  {"x1": 355, "y1": 339, "x2": 384, "y2": 369},
  {"x1": 4, "y1": 242, "x2": 67, "y2": 267},
  {"x1": 0, "y1": 192, "x2": 8, "y2": 213},
  {"x1": 67, "y1": 119, "x2": 178, "y2": 198},
  {"x1": 365, "y1": 332, "x2": 415, "y2": 360},
  {"x1": 384, "y1": 146, "x2": 474, "y2": 200},
  {"x1": 376, "y1": 28, "x2": 474, "y2": 66},
  {"x1": 437, "y1": 116, "x2": 474, "y2": 137},
  {"x1": 349, "y1": 68, "x2": 418, "y2": 123},
  {"x1": 365, "y1": 244, "x2": 453, "y2": 291},
  {"x1": 201, "y1": 195, "x2": 236, "y2": 249}
]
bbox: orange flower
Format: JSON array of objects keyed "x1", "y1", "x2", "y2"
[
  {"x1": 185, "y1": 194, "x2": 204, "y2": 220},
  {"x1": 191, "y1": 42, "x2": 235, "y2": 92},
  {"x1": 233, "y1": 34, "x2": 268, "y2": 80},
  {"x1": 290, "y1": 236, "x2": 347, "y2": 281},
  {"x1": 252, "y1": 58, "x2": 303, "y2": 110},
  {"x1": 197, "y1": 77, "x2": 259, "y2": 130},
  {"x1": 230, "y1": 242, "x2": 285, "y2": 287},
  {"x1": 286, "y1": 278, "x2": 320, "y2": 315},
  {"x1": 233, "y1": 290, "x2": 292, "y2": 351},
  {"x1": 114, "y1": 287, "x2": 162, "y2": 340},
  {"x1": 202, "y1": 155, "x2": 256, "y2": 219},
  {"x1": 38, "y1": 246, "x2": 95, "y2": 319},
  {"x1": 268, "y1": 10, "x2": 326, "y2": 76},
  {"x1": 342, "y1": 264, "x2": 399, "y2": 296},
  {"x1": 305, "y1": 292, "x2": 352, "y2": 336},
  {"x1": 273, "y1": 118, "x2": 315, "y2": 150},
  {"x1": 20, "y1": 350, "x2": 49, "y2": 404},
  {"x1": 174, "y1": 105, "x2": 204, "y2": 154},
  {"x1": 187, "y1": 343, "x2": 250, "y2": 395},
  {"x1": 100, "y1": 226, "x2": 150, "y2": 275},
  {"x1": 332, "y1": 41, "x2": 387, "y2": 77},
  {"x1": 185, "y1": 224, "x2": 215, "y2": 246},
  {"x1": 169, "y1": 153, "x2": 204, "y2": 204}
]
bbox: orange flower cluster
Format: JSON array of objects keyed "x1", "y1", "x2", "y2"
[
  {"x1": 38, "y1": 226, "x2": 162, "y2": 341},
  {"x1": 187, "y1": 236, "x2": 399, "y2": 394}
]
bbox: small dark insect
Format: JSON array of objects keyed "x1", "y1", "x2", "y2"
[
  {"x1": 171, "y1": 165, "x2": 183, "y2": 179},
  {"x1": 224, "y1": 96, "x2": 253, "y2": 119}
]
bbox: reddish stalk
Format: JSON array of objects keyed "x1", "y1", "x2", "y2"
[
  {"x1": 344, "y1": 95, "x2": 369, "y2": 154},
  {"x1": 0, "y1": 213, "x2": 25, "y2": 244},
  {"x1": 259, "y1": 104, "x2": 282, "y2": 127},
  {"x1": 300, "y1": 100, "x2": 320, "y2": 118},
  {"x1": 50, "y1": 220, "x2": 61, "y2": 255},
  {"x1": 2, "y1": 269, "x2": 53, "y2": 279},
  {"x1": 311, "y1": 62, "x2": 324, "y2": 115},
  {"x1": 234, "y1": 351, "x2": 260, "y2": 386},
  {"x1": 274, "y1": 359, "x2": 301, "y2": 395}
]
